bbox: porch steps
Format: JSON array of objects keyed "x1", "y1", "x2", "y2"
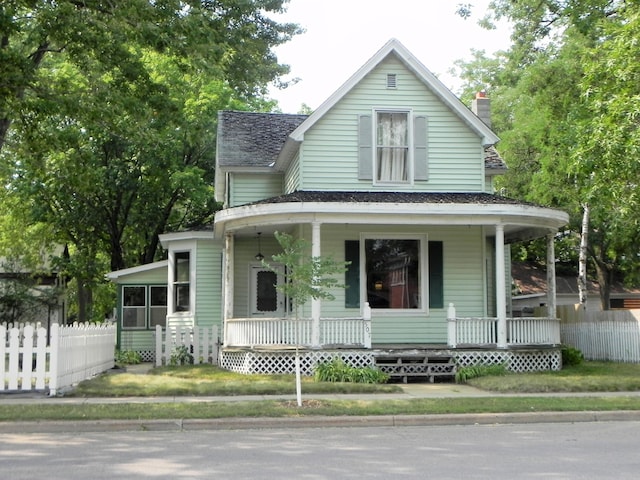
[{"x1": 374, "y1": 353, "x2": 457, "y2": 384}]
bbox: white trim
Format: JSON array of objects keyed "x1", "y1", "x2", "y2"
[
  {"x1": 286, "y1": 39, "x2": 499, "y2": 147},
  {"x1": 214, "y1": 201, "x2": 569, "y2": 238},
  {"x1": 159, "y1": 230, "x2": 213, "y2": 247},
  {"x1": 106, "y1": 260, "x2": 168, "y2": 281},
  {"x1": 167, "y1": 243, "x2": 196, "y2": 317}
]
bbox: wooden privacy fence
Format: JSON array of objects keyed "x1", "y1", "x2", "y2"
[
  {"x1": 155, "y1": 325, "x2": 219, "y2": 366},
  {"x1": 1, "y1": 322, "x2": 116, "y2": 395},
  {"x1": 559, "y1": 306, "x2": 640, "y2": 363}
]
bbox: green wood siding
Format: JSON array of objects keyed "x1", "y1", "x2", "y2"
[
  {"x1": 120, "y1": 330, "x2": 155, "y2": 352},
  {"x1": 284, "y1": 152, "x2": 301, "y2": 193},
  {"x1": 229, "y1": 173, "x2": 283, "y2": 206},
  {"x1": 253, "y1": 224, "x2": 485, "y2": 344},
  {"x1": 194, "y1": 239, "x2": 223, "y2": 330},
  {"x1": 299, "y1": 56, "x2": 484, "y2": 192}
]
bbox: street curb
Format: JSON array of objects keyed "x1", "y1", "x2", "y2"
[{"x1": 2, "y1": 410, "x2": 640, "y2": 434}]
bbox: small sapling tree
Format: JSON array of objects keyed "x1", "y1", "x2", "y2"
[{"x1": 263, "y1": 231, "x2": 348, "y2": 406}]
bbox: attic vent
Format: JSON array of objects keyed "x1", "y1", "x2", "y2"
[{"x1": 386, "y1": 73, "x2": 397, "y2": 89}]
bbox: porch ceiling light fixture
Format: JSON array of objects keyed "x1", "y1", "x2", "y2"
[{"x1": 255, "y1": 232, "x2": 264, "y2": 261}]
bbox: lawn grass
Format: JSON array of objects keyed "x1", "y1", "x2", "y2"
[
  {"x1": 1, "y1": 396, "x2": 639, "y2": 422},
  {"x1": 68, "y1": 364, "x2": 402, "y2": 397},
  {"x1": 468, "y1": 361, "x2": 640, "y2": 393},
  {"x1": 2, "y1": 361, "x2": 640, "y2": 423}
]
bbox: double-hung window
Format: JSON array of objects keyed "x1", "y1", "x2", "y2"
[
  {"x1": 173, "y1": 252, "x2": 190, "y2": 312},
  {"x1": 358, "y1": 110, "x2": 428, "y2": 184},
  {"x1": 376, "y1": 111, "x2": 409, "y2": 183},
  {"x1": 122, "y1": 286, "x2": 167, "y2": 329}
]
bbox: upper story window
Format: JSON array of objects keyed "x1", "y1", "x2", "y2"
[
  {"x1": 358, "y1": 111, "x2": 428, "y2": 184},
  {"x1": 376, "y1": 111, "x2": 409, "y2": 183}
]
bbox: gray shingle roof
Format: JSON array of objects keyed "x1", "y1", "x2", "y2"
[
  {"x1": 484, "y1": 145, "x2": 507, "y2": 171},
  {"x1": 216, "y1": 110, "x2": 505, "y2": 170},
  {"x1": 251, "y1": 191, "x2": 536, "y2": 207},
  {"x1": 217, "y1": 111, "x2": 308, "y2": 168}
]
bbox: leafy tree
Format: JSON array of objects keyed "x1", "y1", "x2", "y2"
[
  {"x1": 1, "y1": 1, "x2": 300, "y2": 321},
  {"x1": 571, "y1": 4, "x2": 640, "y2": 303},
  {"x1": 0, "y1": 0, "x2": 299, "y2": 153},
  {"x1": 456, "y1": 0, "x2": 640, "y2": 308}
]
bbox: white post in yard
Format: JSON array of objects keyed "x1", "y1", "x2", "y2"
[
  {"x1": 363, "y1": 302, "x2": 372, "y2": 348},
  {"x1": 546, "y1": 233, "x2": 557, "y2": 320},
  {"x1": 311, "y1": 221, "x2": 321, "y2": 347},
  {"x1": 495, "y1": 224, "x2": 507, "y2": 348},
  {"x1": 447, "y1": 303, "x2": 457, "y2": 348}
]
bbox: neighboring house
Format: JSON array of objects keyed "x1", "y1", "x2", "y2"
[
  {"x1": 108, "y1": 39, "x2": 569, "y2": 372},
  {"x1": 0, "y1": 251, "x2": 67, "y2": 328},
  {"x1": 512, "y1": 262, "x2": 640, "y2": 313}
]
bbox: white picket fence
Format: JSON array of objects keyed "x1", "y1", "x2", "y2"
[
  {"x1": 559, "y1": 307, "x2": 640, "y2": 363},
  {"x1": 155, "y1": 325, "x2": 219, "y2": 366},
  {"x1": 1, "y1": 322, "x2": 116, "y2": 395}
]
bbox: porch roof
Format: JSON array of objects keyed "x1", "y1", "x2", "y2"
[{"x1": 214, "y1": 191, "x2": 569, "y2": 243}]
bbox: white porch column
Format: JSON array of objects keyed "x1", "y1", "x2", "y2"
[
  {"x1": 495, "y1": 224, "x2": 507, "y2": 348},
  {"x1": 311, "y1": 221, "x2": 321, "y2": 347},
  {"x1": 546, "y1": 233, "x2": 557, "y2": 319},
  {"x1": 223, "y1": 232, "x2": 234, "y2": 346}
]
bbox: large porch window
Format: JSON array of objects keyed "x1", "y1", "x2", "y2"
[{"x1": 365, "y1": 238, "x2": 421, "y2": 309}]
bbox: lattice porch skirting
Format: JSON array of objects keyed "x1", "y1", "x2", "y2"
[
  {"x1": 219, "y1": 347, "x2": 561, "y2": 375},
  {"x1": 452, "y1": 348, "x2": 562, "y2": 373},
  {"x1": 220, "y1": 349, "x2": 375, "y2": 376}
]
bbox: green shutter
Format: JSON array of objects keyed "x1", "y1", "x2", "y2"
[
  {"x1": 358, "y1": 115, "x2": 373, "y2": 180},
  {"x1": 428, "y1": 241, "x2": 444, "y2": 308},
  {"x1": 345, "y1": 240, "x2": 360, "y2": 308},
  {"x1": 414, "y1": 115, "x2": 428, "y2": 181}
]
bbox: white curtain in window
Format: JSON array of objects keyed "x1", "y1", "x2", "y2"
[{"x1": 377, "y1": 112, "x2": 408, "y2": 182}]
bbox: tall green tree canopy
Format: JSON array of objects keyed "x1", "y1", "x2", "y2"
[
  {"x1": 0, "y1": 1, "x2": 300, "y2": 321},
  {"x1": 0, "y1": 0, "x2": 299, "y2": 152},
  {"x1": 455, "y1": 0, "x2": 640, "y2": 307}
]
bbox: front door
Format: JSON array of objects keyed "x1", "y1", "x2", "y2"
[{"x1": 250, "y1": 264, "x2": 286, "y2": 316}]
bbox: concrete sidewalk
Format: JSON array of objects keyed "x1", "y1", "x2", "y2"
[
  {"x1": 2, "y1": 364, "x2": 640, "y2": 433},
  {"x1": 3, "y1": 380, "x2": 640, "y2": 404}
]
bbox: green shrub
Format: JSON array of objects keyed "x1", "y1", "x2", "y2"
[
  {"x1": 561, "y1": 345, "x2": 584, "y2": 366},
  {"x1": 314, "y1": 358, "x2": 389, "y2": 384},
  {"x1": 114, "y1": 349, "x2": 142, "y2": 365},
  {"x1": 455, "y1": 363, "x2": 508, "y2": 384},
  {"x1": 169, "y1": 345, "x2": 194, "y2": 366}
]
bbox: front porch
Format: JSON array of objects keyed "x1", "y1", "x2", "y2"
[{"x1": 220, "y1": 313, "x2": 562, "y2": 376}]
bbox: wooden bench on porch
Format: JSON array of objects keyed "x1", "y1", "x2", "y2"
[{"x1": 374, "y1": 353, "x2": 457, "y2": 383}]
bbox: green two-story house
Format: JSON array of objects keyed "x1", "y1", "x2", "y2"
[{"x1": 108, "y1": 39, "x2": 569, "y2": 374}]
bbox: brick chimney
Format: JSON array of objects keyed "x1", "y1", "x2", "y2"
[{"x1": 471, "y1": 91, "x2": 491, "y2": 128}]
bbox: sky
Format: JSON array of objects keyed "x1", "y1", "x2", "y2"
[{"x1": 268, "y1": 0, "x2": 512, "y2": 113}]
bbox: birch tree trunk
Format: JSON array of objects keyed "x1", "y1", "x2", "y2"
[{"x1": 578, "y1": 203, "x2": 590, "y2": 309}]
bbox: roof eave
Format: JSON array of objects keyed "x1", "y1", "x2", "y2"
[{"x1": 289, "y1": 38, "x2": 500, "y2": 146}]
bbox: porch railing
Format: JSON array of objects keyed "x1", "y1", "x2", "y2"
[
  {"x1": 224, "y1": 316, "x2": 372, "y2": 348},
  {"x1": 448, "y1": 314, "x2": 560, "y2": 348}
]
